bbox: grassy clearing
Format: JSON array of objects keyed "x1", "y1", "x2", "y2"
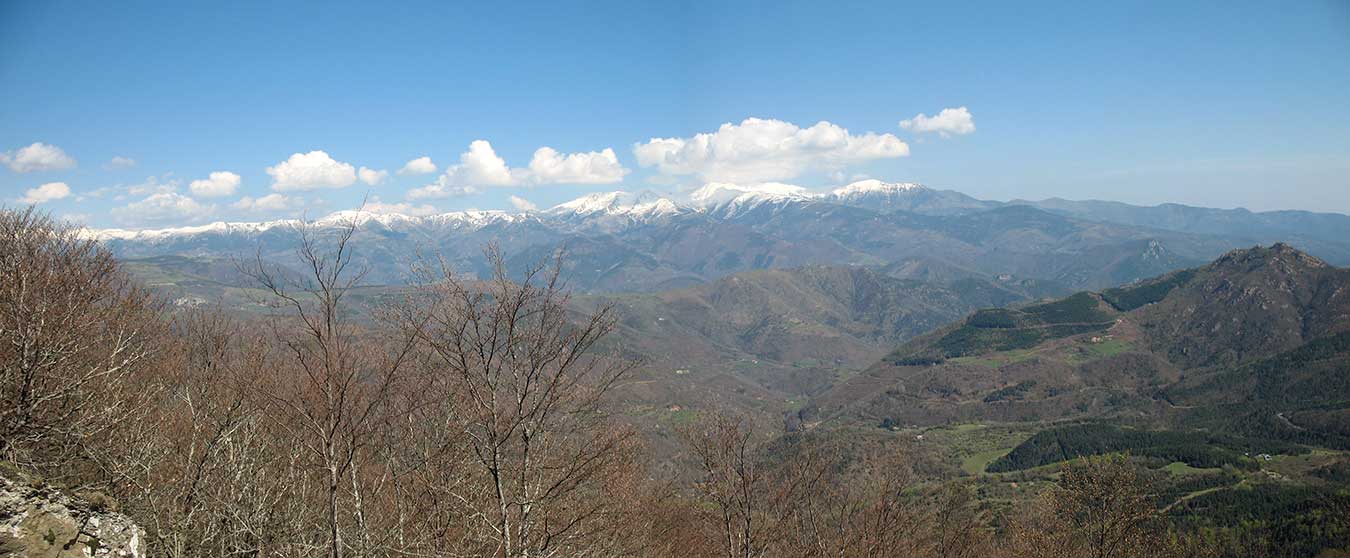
[
  {"x1": 1072, "y1": 338, "x2": 1132, "y2": 363},
  {"x1": 963, "y1": 448, "x2": 1014, "y2": 475},
  {"x1": 950, "y1": 356, "x2": 1000, "y2": 368},
  {"x1": 1163, "y1": 461, "x2": 1219, "y2": 476},
  {"x1": 915, "y1": 423, "x2": 1034, "y2": 477}
]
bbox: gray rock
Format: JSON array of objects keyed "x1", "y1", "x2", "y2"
[{"x1": 0, "y1": 471, "x2": 144, "y2": 557}]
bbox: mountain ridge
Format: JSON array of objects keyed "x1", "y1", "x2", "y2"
[
  {"x1": 88, "y1": 181, "x2": 1350, "y2": 295},
  {"x1": 808, "y1": 243, "x2": 1350, "y2": 445}
]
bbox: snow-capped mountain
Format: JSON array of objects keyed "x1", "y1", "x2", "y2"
[
  {"x1": 86, "y1": 180, "x2": 967, "y2": 244},
  {"x1": 829, "y1": 179, "x2": 925, "y2": 200},
  {"x1": 825, "y1": 179, "x2": 995, "y2": 215},
  {"x1": 539, "y1": 191, "x2": 691, "y2": 233},
  {"x1": 86, "y1": 179, "x2": 1350, "y2": 294},
  {"x1": 688, "y1": 182, "x2": 821, "y2": 219}
]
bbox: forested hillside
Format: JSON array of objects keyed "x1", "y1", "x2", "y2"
[{"x1": 4, "y1": 208, "x2": 1349, "y2": 557}]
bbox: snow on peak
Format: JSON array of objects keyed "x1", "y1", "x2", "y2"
[
  {"x1": 82, "y1": 219, "x2": 295, "y2": 241},
  {"x1": 551, "y1": 191, "x2": 634, "y2": 214},
  {"x1": 830, "y1": 179, "x2": 926, "y2": 199},
  {"x1": 689, "y1": 182, "x2": 814, "y2": 208},
  {"x1": 314, "y1": 210, "x2": 422, "y2": 228},
  {"x1": 548, "y1": 191, "x2": 686, "y2": 219},
  {"x1": 82, "y1": 208, "x2": 521, "y2": 242}
]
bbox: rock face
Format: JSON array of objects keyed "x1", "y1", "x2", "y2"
[{"x1": 0, "y1": 472, "x2": 144, "y2": 557}]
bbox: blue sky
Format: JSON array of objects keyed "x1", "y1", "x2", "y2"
[{"x1": 2, "y1": 0, "x2": 1348, "y2": 228}]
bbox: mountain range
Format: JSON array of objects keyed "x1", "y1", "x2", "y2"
[
  {"x1": 91, "y1": 180, "x2": 1350, "y2": 295},
  {"x1": 108, "y1": 187, "x2": 1350, "y2": 534}
]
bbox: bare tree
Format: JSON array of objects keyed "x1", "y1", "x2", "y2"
[
  {"x1": 113, "y1": 308, "x2": 314, "y2": 558},
  {"x1": 682, "y1": 413, "x2": 759, "y2": 558},
  {"x1": 0, "y1": 208, "x2": 163, "y2": 477},
  {"x1": 783, "y1": 443, "x2": 930, "y2": 558},
  {"x1": 241, "y1": 219, "x2": 420, "y2": 558},
  {"x1": 928, "y1": 481, "x2": 991, "y2": 558},
  {"x1": 396, "y1": 245, "x2": 639, "y2": 558}
]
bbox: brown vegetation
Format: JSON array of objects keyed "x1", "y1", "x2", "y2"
[{"x1": 0, "y1": 209, "x2": 1278, "y2": 557}]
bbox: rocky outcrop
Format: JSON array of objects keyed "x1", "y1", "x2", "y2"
[{"x1": 0, "y1": 470, "x2": 143, "y2": 557}]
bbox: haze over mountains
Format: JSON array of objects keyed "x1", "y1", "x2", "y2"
[{"x1": 92, "y1": 180, "x2": 1350, "y2": 296}]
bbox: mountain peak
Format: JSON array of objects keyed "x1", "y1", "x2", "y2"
[
  {"x1": 689, "y1": 182, "x2": 814, "y2": 206},
  {"x1": 1211, "y1": 243, "x2": 1329, "y2": 273},
  {"x1": 830, "y1": 179, "x2": 926, "y2": 198},
  {"x1": 548, "y1": 190, "x2": 686, "y2": 218}
]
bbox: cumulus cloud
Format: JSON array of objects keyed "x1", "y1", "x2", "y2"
[
  {"x1": 358, "y1": 166, "x2": 389, "y2": 186},
  {"x1": 267, "y1": 150, "x2": 357, "y2": 191},
  {"x1": 407, "y1": 141, "x2": 512, "y2": 199},
  {"x1": 1, "y1": 142, "x2": 77, "y2": 173},
  {"x1": 446, "y1": 140, "x2": 515, "y2": 186},
  {"x1": 19, "y1": 182, "x2": 71, "y2": 204},
  {"x1": 189, "y1": 171, "x2": 241, "y2": 197},
  {"x1": 232, "y1": 193, "x2": 299, "y2": 212},
  {"x1": 526, "y1": 147, "x2": 628, "y2": 184},
  {"x1": 508, "y1": 195, "x2": 537, "y2": 211},
  {"x1": 409, "y1": 140, "x2": 631, "y2": 199},
  {"x1": 113, "y1": 192, "x2": 214, "y2": 225},
  {"x1": 104, "y1": 156, "x2": 137, "y2": 170},
  {"x1": 900, "y1": 107, "x2": 975, "y2": 137},
  {"x1": 633, "y1": 118, "x2": 909, "y2": 183},
  {"x1": 398, "y1": 156, "x2": 437, "y2": 175}
]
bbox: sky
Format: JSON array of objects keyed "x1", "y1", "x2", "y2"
[{"x1": 2, "y1": 0, "x2": 1348, "y2": 229}]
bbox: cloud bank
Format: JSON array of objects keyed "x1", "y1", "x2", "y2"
[
  {"x1": 633, "y1": 118, "x2": 909, "y2": 183},
  {"x1": 410, "y1": 140, "x2": 629, "y2": 199}
]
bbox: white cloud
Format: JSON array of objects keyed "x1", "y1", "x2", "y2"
[
  {"x1": 508, "y1": 195, "x2": 537, "y2": 211},
  {"x1": 108, "y1": 175, "x2": 180, "y2": 200},
  {"x1": 232, "y1": 193, "x2": 299, "y2": 212},
  {"x1": 82, "y1": 175, "x2": 178, "y2": 202},
  {"x1": 633, "y1": 117, "x2": 909, "y2": 183},
  {"x1": 105, "y1": 156, "x2": 137, "y2": 170},
  {"x1": 899, "y1": 107, "x2": 976, "y2": 137},
  {"x1": 398, "y1": 156, "x2": 437, "y2": 175},
  {"x1": 408, "y1": 181, "x2": 480, "y2": 200},
  {"x1": 189, "y1": 171, "x2": 241, "y2": 197},
  {"x1": 448, "y1": 140, "x2": 515, "y2": 185},
  {"x1": 113, "y1": 192, "x2": 214, "y2": 225},
  {"x1": 1, "y1": 142, "x2": 77, "y2": 173},
  {"x1": 266, "y1": 150, "x2": 357, "y2": 191},
  {"x1": 19, "y1": 182, "x2": 71, "y2": 204},
  {"x1": 526, "y1": 147, "x2": 628, "y2": 184},
  {"x1": 362, "y1": 201, "x2": 440, "y2": 217},
  {"x1": 358, "y1": 166, "x2": 389, "y2": 186},
  {"x1": 409, "y1": 140, "x2": 631, "y2": 199},
  {"x1": 128, "y1": 175, "x2": 178, "y2": 197},
  {"x1": 408, "y1": 140, "x2": 513, "y2": 199}
]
